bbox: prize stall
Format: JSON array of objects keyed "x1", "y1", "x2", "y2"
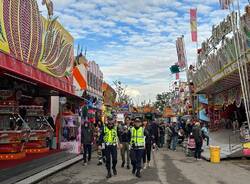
[
  {"x1": 24, "y1": 106, "x2": 54, "y2": 153},
  {"x1": 0, "y1": 100, "x2": 30, "y2": 160}
]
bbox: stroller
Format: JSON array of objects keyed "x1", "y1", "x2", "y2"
[{"x1": 185, "y1": 134, "x2": 196, "y2": 157}]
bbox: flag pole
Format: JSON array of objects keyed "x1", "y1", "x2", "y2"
[
  {"x1": 235, "y1": 0, "x2": 250, "y2": 130},
  {"x1": 229, "y1": 1, "x2": 250, "y2": 130}
]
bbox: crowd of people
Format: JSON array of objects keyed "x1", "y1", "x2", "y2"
[{"x1": 80, "y1": 116, "x2": 210, "y2": 179}]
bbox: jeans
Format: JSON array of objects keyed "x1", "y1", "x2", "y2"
[
  {"x1": 83, "y1": 144, "x2": 92, "y2": 163},
  {"x1": 195, "y1": 141, "x2": 202, "y2": 159},
  {"x1": 143, "y1": 144, "x2": 151, "y2": 163},
  {"x1": 105, "y1": 145, "x2": 117, "y2": 172},
  {"x1": 120, "y1": 142, "x2": 130, "y2": 165},
  {"x1": 130, "y1": 149, "x2": 144, "y2": 172},
  {"x1": 159, "y1": 135, "x2": 165, "y2": 148},
  {"x1": 171, "y1": 136, "x2": 178, "y2": 150}
]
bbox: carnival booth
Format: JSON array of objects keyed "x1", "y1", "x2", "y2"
[
  {"x1": 188, "y1": 4, "x2": 250, "y2": 159},
  {"x1": 24, "y1": 106, "x2": 54, "y2": 153},
  {"x1": 0, "y1": 100, "x2": 30, "y2": 160}
]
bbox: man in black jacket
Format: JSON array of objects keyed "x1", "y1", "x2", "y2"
[
  {"x1": 143, "y1": 120, "x2": 155, "y2": 169},
  {"x1": 149, "y1": 120, "x2": 159, "y2": 148},
  {"x1": 81, "y1": 121, "x2": 94, "y2": 165},
  {"x1": 192, "y1": 122, "x2": 202, "y2": 160}
]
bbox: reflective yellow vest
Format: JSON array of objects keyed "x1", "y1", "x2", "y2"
[
  {"x1": 104, "y1": 126, "x2": 118, "y2": 145},
  {"x1": 130, "y1": 127, "x2": 145, "y2": 147}
]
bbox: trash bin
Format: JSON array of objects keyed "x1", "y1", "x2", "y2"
[{"x1": 210, "y1": 146, "x2": 220, "y2": 163}]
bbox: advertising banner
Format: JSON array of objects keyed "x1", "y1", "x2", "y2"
[
  {"x1": 0, "y1": 0, "x2": 74, "y2": 93},
  {"x1": 190, "y1": 8, "x2": 197, "y2": 42},
  {"x1": 176, "y1": 36, "x2": 186, "y2": 69}
]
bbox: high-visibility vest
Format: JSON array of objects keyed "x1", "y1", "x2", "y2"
[
  {"x1": 130, "y1": 127, "x2": 145, "y2": 147},
  {"x1": 104, "y1": 126, "x2": 118, "y2": 145}
]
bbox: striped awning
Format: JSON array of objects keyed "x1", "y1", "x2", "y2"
[{"x1": 73, "y1": 64, "x2": 87, "y2": 91}]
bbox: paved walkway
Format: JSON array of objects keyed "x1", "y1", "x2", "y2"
[
  {"x1": 37, "y1": 147, "x2": 250, "y2": 184},
  {"x1": 0, "y1": 151, "x2": 78, "y2": 184}
]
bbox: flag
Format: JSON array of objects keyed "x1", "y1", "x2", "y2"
[
  {"x1": 176, "y1": 73, "x2": 180, "y2": 80},
  {"x1": 190, "y1": 9, "x2": 197, "y2": 42},
  {"x1": 176, "y1": 36, "x2": 186, "y2": 69},
  {"x1": 219, "y1": 0, "x2": 233, "y2": 9}
]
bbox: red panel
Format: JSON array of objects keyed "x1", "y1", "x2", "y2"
[{"x1": 0, "y1": 52, "x2": 74, "y2": 95}]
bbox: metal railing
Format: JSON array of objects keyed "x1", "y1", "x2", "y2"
[{"x1": 228, "y1": 130, "x2": 241, "y2": 152}]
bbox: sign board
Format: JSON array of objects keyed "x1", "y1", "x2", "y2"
[
  {"x1": 59, "y1": 97, "x2": 67, "y2": 105},
  {"x1": 117, "y1": 113, "x2": 125, "y2": 123}
]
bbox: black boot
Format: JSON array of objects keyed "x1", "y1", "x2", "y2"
[
  {"x1": 136, "y1": 170, "x2": 141, "y2": 178},
  {"x1": 113, "y1": 168, "x2": 117, "y2": 175},
  {"x1": 106, "y1": 171, "x2": 112, "y2": 179},
  {"x1": 132, "y1": 167, "x2": 136, "y2": 175},
  {"x1": 121, "y1": 161, "x2": 125, "y2": 168}
]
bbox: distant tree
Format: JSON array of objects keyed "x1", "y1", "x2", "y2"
[
  {"x1": 113, "y1": 80, "x2": 133, "y2": 105},
  {"x1": 154, "y1": 92, "x2": 172, "y2": 113}
]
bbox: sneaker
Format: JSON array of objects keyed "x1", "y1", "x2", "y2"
[
  {"x1": 83, "y1": 162, "x2": 87, "y2": 166},
  {"x1": 143, "y1": 164, "x2": 147, "y2": 169},
  {"x1": 113, "y1": 169, "x2": 117, "y2": 175},
  {"x1": 97, "y1": 162, "x2": 102, "y2": 166},
  {"x1": 147, "y1": 162, "x2": 151, "y2": 168},
  {"x1": 127, "y1": 165, "x2": 130, "y2": 170},
  {"x1": 106, "y1": 172, "x2": 112, "y2": 179},
  {"x1": 121, "y1": 162, "x2": 125, "y2": 168},
  {"x1": 197, "y1": 158, "x2": 202, "y2": 161},
  {"x1": 136, "y1": 171, "x2": 141, "y2": 178}
]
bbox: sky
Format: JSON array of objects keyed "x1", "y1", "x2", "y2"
[{"x1": 38, "y1": 0, "x2": 248, "y2": 105}]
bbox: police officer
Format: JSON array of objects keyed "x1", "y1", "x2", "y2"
[
  {"x1": 99, "y1": 117, "x2": 119, "y2": 179},
  {"x1": 130, "y1": 118, "x2": 146, "y2": 178}
]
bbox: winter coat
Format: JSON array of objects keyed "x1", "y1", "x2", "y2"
[
  {"x1": 81, "y1": 126, "x2": 94, "y2": 144},
  {"x1": 192, "y1": 125, "x2": 202, "y2": 143}
]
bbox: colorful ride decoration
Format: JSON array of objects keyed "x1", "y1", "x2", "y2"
[
  {"x1": 189, "y1": 8, "x2": 250, "y2": 92},
  {"x1": 0, "y1": 0, "x2": 74, "y2": 78}
]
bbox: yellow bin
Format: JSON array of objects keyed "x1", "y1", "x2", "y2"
[{"x1": 210, "y1": 146, "x2": 220, "y2": 163}]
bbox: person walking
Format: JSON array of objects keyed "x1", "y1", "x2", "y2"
[
  {"x1": 170, "y1": 122, "x2": 178, "y2": 151},
  {"x1": 130, "y1": 118, "x2": 146, "y2": 178},
  {"x1": 159, "y1": 122, "x2": 165, "y2": 148},
  {"x1": 165, "y1": 123, "x2": 172, "y2": 149},
  {"x1": 99, "y1": 117, "x2": 119, "y2": 179},
  {"x1": 150, "y1": 120, "x2": 159, "y2": 148},
  {"x1": 81, "y1": 121, "x2": 94, "y2": 166},
  {"x1": 142, "y1": 120, "x2": 155, "y2": 169},
  {"x1": 193, "y1": 122, "x2": 203, "y2": 160},
  {"x1": 118, "y1": 122, "x2": 131, "y2": 169}
]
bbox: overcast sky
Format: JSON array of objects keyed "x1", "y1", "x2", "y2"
[{"x1": 38, "y1": 0, "x2": 247, "y2": 104}]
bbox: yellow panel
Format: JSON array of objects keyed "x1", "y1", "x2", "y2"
[{"x1": 0, "y1": 0, "x2": 10, "y2": 53}]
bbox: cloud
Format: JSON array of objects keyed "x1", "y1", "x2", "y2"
[{"x1": 37, "y1": 0, "x2": 247, "y2": 103}]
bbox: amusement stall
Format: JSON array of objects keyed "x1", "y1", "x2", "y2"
[
  {"x1": 0, "y1": 99, "x2": 30, "y2": 160},
  {"x1": 24, "y1": 105, "x2": 54, "y2": 153},
  {"x1": 188, "y1": 4, "x2": 250, "y2": 158},
  {"x1": 0, "y1": 0, "x2": 75, "y2": 161}
]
